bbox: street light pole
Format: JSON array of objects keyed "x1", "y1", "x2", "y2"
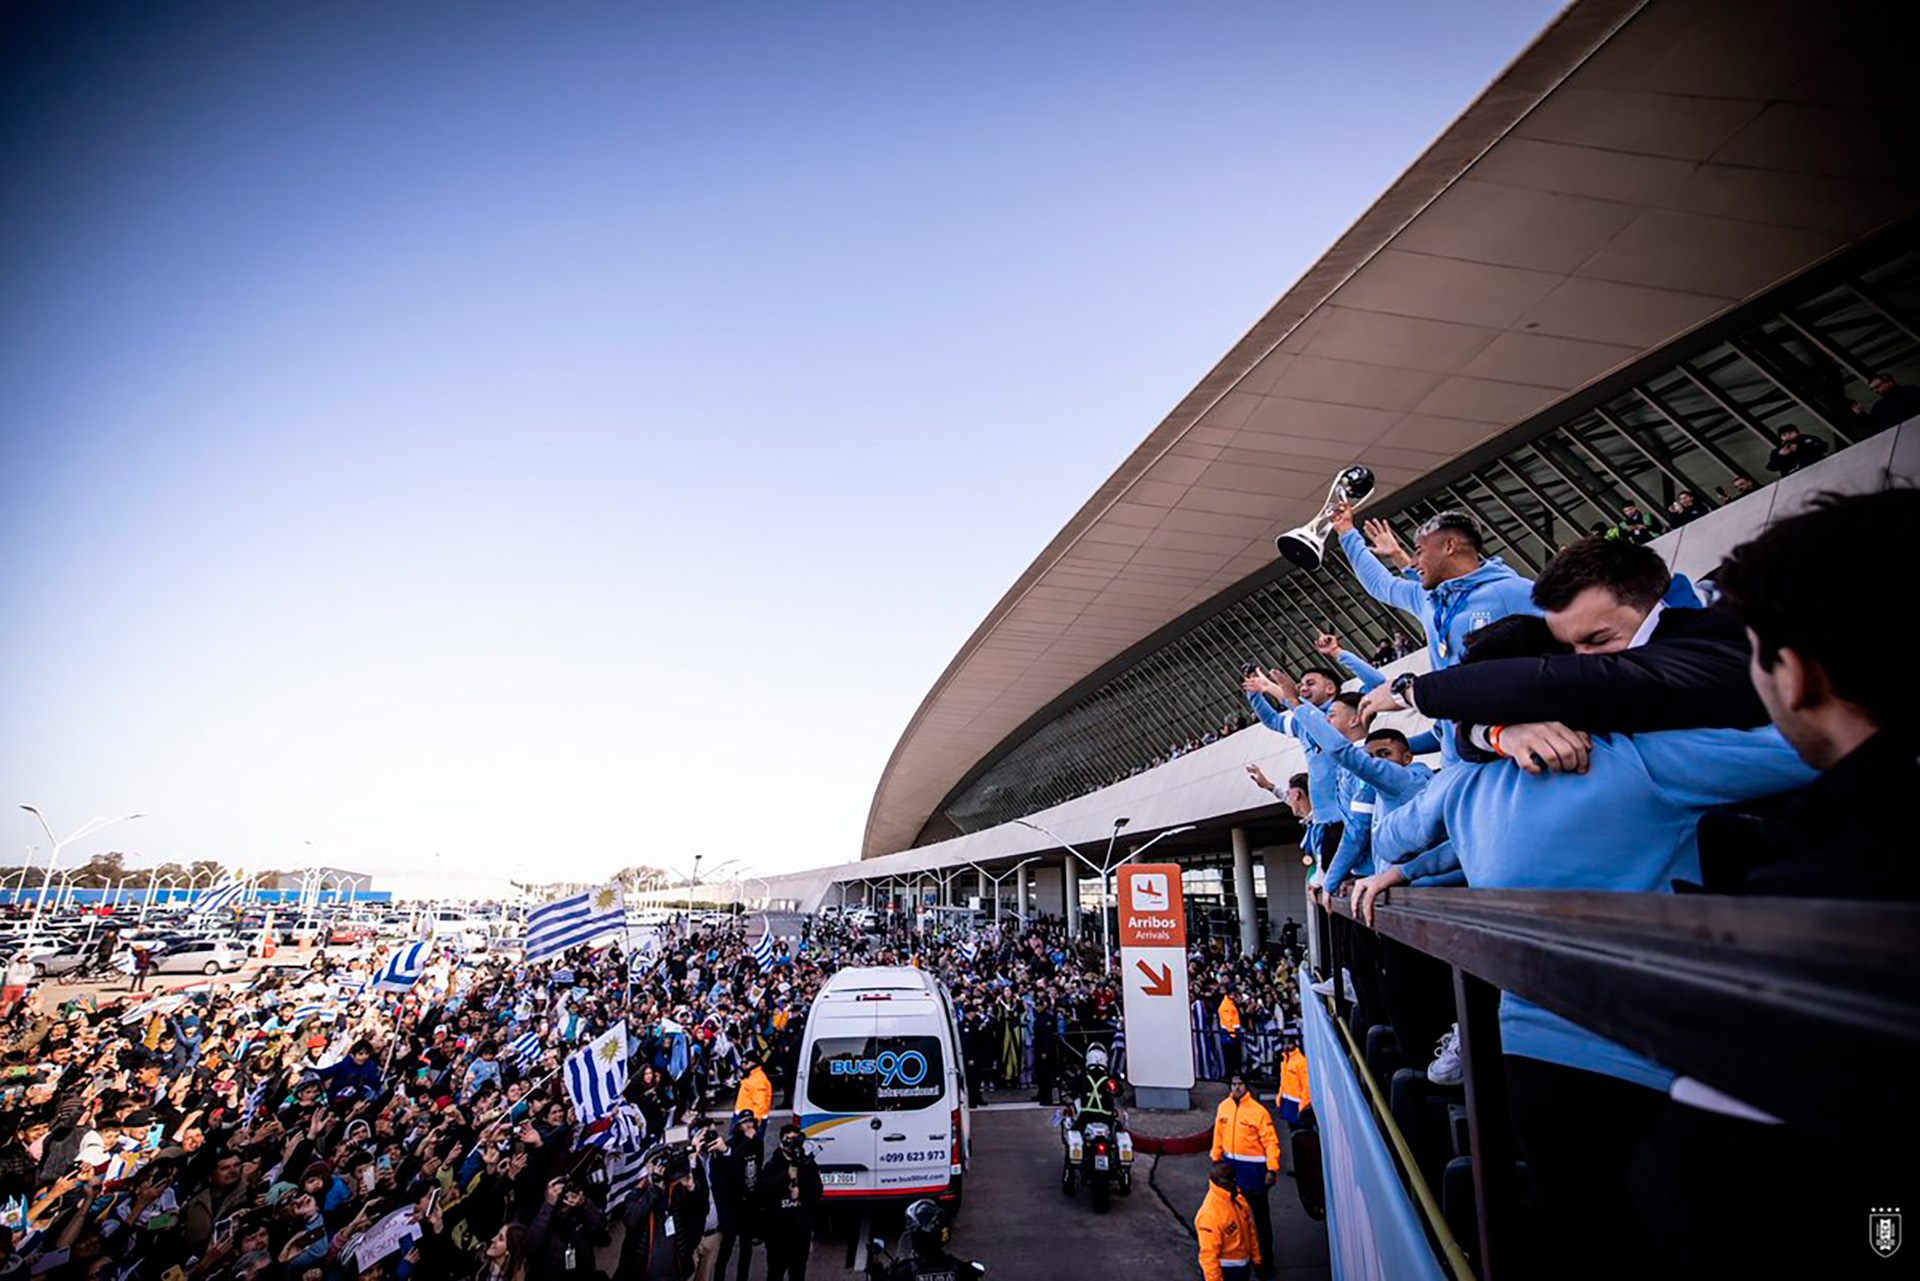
[
  {"x1": 1016, "y1": 818, "x2": 1197, "y2": 972},
  {"x1": 960, "y1": 856, "x2": 1040, "y2": 925},
  {"x1": 17, "y1": 806, "x2": 144, "y2": 948}
]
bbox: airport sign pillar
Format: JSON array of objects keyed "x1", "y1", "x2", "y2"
[{"x1": 1117, "y1": 863, "x2": 1194, "y2": 1110}]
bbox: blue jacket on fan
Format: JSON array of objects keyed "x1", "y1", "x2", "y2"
[{"x1": 1372, "y1": 725, "x2": 1816, "y2": 1091}]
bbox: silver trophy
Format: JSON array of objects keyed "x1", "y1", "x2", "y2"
[{"x1": 1275, "y1": 465, "x2": 1376, "y2": 570}]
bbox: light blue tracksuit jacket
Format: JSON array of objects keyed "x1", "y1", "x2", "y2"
[{"x1": 1372, "y1": 725, "x2": 1816, "y2": 1090}]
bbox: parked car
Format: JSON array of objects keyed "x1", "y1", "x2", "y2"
[
  {"x1": 328, "y1": 925, "x2": 372, "y2": 946},
  {"x1": 14, "y1": 944, "x2": 92, "y2": 978},
  {"x1": 151, "y1": 940, "x2": 245, "y2": 976}
]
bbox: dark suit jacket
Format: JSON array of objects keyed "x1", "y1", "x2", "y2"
[
  {"x1": 1697, "y1": 729, "x2": 1920, "y2": 899},
  {"x1": 1409, "y1": 605, "x2": 1767, "y2": 733}
]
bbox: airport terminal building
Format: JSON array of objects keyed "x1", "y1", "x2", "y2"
[{"x1": 702, "y1": 0, "x2": 1919, "y2": 937}]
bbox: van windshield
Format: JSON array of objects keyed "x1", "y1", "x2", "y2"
[{"x1": 807, "y1": 1036, "x2": 945, "y2": 1113}]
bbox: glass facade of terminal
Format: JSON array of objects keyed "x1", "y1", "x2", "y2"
[{"x1": 936, "y1": 227, "x2": 1920, "y2": 839}]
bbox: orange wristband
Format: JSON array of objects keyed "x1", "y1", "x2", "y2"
[{"x1": 1489, "y1": 725, "x2": 1507, "y2": 756}]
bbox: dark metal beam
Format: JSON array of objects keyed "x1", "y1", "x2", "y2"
[
  {"x1": 1726, "y1": 335, "x2": 1860, "y2": 445},
  {"x1": 1324, "y1": 888, "x2": 1920, "y2": 1155}
]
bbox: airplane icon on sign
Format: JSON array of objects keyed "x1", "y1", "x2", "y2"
[{"x1": 1134, "y1": 873, "x2": 1169, "y2": 912}]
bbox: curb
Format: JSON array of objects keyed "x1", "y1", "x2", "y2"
[{"x1": 1131, "y1": 1126, "x2": 1213, "y2": 1156}]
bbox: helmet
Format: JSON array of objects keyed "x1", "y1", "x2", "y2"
[
  {"x1": 904, "y1": 1198, "x2": 946, "y2": 1241},
  {"x1": 1086, "y1": 1044, "x2": 1109, "y2": 1071}
]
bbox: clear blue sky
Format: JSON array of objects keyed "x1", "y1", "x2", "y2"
[{"x1": 0, "y1": 0, "x2": 1563, "y2": 896}]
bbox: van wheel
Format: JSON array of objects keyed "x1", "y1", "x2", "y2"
[{"x1": 944, "y1": 1178, "x2": 963, "y2": 1219}]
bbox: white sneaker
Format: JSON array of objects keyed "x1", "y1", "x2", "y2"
[{"x1": 1429, "y1": 1023, "x2": 1463, "y2": 1085}]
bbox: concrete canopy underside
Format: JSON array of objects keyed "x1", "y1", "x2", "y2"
[{"x1": 863, "y1": 0, "x2": 1920, "y2": 857}]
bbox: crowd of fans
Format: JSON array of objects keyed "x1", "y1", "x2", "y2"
[
  {"x1": 0, "y1": 889, "x2": 1309, "y2": 1281},
  {"x1": 1235, "y1": 481, "x2": 1915, "y2": 1276}
]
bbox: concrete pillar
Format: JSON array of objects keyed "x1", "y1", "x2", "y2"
[
  {"x1": 1231, "y1": 826, "x2": 1258, "y2": 957},
  {"x1": 1261, "y1": 848, "x2": 1289, "y2": 937},
  {"x1": 1015, "y1": 864, "x2": 1030, "y2": 921},
  {"x1": 1032, "y1": 863, "x2": 1062, "y2": 918},
  {"x1": 1062, "y1": 858, "x2": 1081, "y2": 936},
  {"x1": 976, "y1": 870, "x2": 988, "y2": 909}
]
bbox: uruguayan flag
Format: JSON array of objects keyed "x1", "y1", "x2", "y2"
[
  {"x1": 507, "y1": 1031, "x2": 543, "y2": 1068},
  {"x1": 604, "y1": 1146, "x2": 648, "y2": 1210},
  {"x1": 564, "y1": 1025, "x2": 629, "y2": 1127},
  {"x1": 958, "y1": 935, "x2": 978, "y2": 962},
  {"x1": 191, "y1": 878, "x2": 247, "y2": 918},
  {"x1": 290, "y1": 1002, "x2": 340, "y2": 1023},
  {"x1": 525, "y1": 886, "x2": 625, "y2": 962},
  {"x1": 751, "y1": 925, "x2": 776, "y2": 973},
  {"x1": 376, "y1": 942, "x2": 429, "y2": 993},
  {"x1": 578, "y1": 1101, "x2": 646, "y2": 1152}
]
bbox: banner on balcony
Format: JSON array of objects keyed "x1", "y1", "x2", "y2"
[{"x1": 1299, "y1": 967, "x2": 1444, "y2": 1281}]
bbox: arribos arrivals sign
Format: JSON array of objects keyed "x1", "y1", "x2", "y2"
[{"x1": 1117, "y1": 864, "x2": 1193, "y2": 1100}]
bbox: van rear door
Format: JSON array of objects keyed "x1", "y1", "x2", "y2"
[
  {"x1": 801, "y1": 1011, "x2": 879, "y2": 1193},
  {"x1": 867, "y1": 1013, "x2": 954, "y2": 1196}
]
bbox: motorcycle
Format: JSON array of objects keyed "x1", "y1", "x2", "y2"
[
  {"x1": 1060, "y1": 1116, "x2": 1134, "y2": 1213},
  {"x1": 865, "y1": 1236, "x2": 987, "y2": 1280}
]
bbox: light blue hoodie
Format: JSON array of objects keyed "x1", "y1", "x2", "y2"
[
  {"x1": 1287, "y1": 696, "x2": 1442, "y2": 889},
  {"x1": 1247, "y1": 690, "x2": 1345, "y2": 829},
  {"x1": 1338, "y1": 530, "x2": 1539, "y2": 756},
  {"x1": 1372, "y1": 725, "x2": 1816, "y2": 1090}
]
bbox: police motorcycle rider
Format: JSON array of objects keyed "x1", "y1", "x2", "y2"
[
  {"x1": 866, "y1": 1198, "x2": 986, "y2": 1280},
  {"x1": 1059, "y1": 1043, "x2": 1130, "y2": 1195}
]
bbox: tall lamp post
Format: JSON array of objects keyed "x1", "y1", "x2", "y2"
[
  {"x1": 1016, "y1": 818, "x2": 1197, "y2": 972},
  {"x1": 18, "y1": 806, "x2": 144, "y2": 948}
]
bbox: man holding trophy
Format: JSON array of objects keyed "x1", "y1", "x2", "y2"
[{"x1": 1273, "y1": 467, "x2": 1539, "y2": 758}]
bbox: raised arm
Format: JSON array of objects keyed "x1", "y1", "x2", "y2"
[
  {"x1": 1288, "y1": 699, "x2": 1425, "y2": 801},
  {"x1": 1335, "y1": 649, "x2": 1388, "y2": 693},
  {"x1": 1337, "y1": 521, "x2": 1423, "y2": 616}
]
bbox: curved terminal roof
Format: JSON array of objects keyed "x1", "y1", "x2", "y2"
[{"x1": 865, "y1": 0, "x2": 1916, "y2": 856}]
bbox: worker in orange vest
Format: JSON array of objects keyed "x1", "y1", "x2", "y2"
[
  {"x1": 1217, "y1": 988, "x2": 1244, "y2": 1081},
  {"x1": 1211, "y1": 1072, "x2": 1279, "y2": 1277},
  {"x1": 1277, "y1": 1043, "x2": 1312, "y2": 1128},
  {"x1": 1195, "y1": 1159, "x2": 1263, "y2": 1281},
  {"x1": 734, "y1": 1050, "x2": 773, "y2": 1120}
]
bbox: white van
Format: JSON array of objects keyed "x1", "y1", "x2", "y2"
[{"x1": 794, "y1": 966, "x2": 971, "y2": 1209}]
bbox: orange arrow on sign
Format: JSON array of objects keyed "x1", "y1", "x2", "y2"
[{"x1": 1135, "y1": 959, "x2": 1174, "y2": 997}]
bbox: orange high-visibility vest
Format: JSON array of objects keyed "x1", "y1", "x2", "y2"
[
  {"x1": 1210, "y1": 1094, "x2": 1280, "y2": 1172},
  {"x1": 734, "y1": 1066, "x2": 773, "y2": 1120},
  {"x1": 1195, "y1": 1181, "x2": 1262, "y2": 1281},
  {"x1": 1278, "y1": 1047, "x2": 1312, "y2": 1118},
  {"x1": 1218, "y1": 995, "x2": 1242, "y2": 1037}
]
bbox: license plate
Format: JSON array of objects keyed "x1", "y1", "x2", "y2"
[
  {"x1": 822, "y1": 1172, "x2": 858, "y2": 1186},
  {"x1": 1093, "y1": 1155, "x2": 1109, "y2": 1171}
]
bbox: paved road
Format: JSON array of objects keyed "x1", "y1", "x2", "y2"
[{"x1": 796, "y1": 1107, "x2": 1330, "y2": 1279}]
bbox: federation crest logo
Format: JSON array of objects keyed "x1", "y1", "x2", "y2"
[{"x1": 1871, "y1": 1207, "x2": 1902, "y2": 1258}]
